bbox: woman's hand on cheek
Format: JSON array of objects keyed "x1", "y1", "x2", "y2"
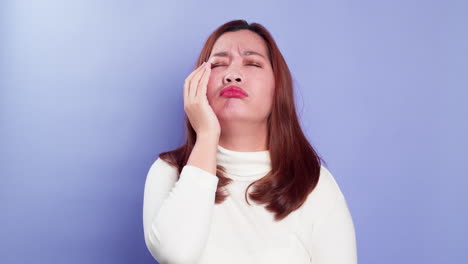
[{"x1": 183, "y1": 60, "x2": 221, "y2": 139}]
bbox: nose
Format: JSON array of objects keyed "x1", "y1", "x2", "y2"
[{"x1": 223, "y1": 72, "x2": 242, "y2": 85}]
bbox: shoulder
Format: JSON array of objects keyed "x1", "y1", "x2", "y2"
[
  {"x1": 144, "y1": 157, "x2": 180, "y2": 189},
  {"x1": 315, "y1": 165, "x2": 345, "y2": 200},
  {"x1": 146, "y1": 156, "x2": 182, "y2": 178},
  {"x1": 296, "y1": 165, "x2": 345, "y2": 222},
  {"x1": 146, "y1": 157, "x2": 219, "y2": 190},
  {"x1": 149, "y1": 157, "x2": 177, "y2": 172}
]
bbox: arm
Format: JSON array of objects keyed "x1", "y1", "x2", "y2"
[
  {"x1": 142, "y1": 137, "x2": 219, "y2": 264},
  {"x1": 187, "y1": 134, "x2": 218, "y2": 175},
  {"x1": 308, "y1": 194, "x2": 358, "y2": 264}
]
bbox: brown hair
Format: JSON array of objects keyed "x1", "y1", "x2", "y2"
[{"x1": 158, "y1": 19, "x2": 327, "y2": 221}]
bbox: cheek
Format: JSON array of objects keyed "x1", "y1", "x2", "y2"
[
  {"x1": 253, "y1": 75, "x2": 275, "y2": 109},
  {"x1": 254, "y1": 74, "x2": 275, "y2": 96}
]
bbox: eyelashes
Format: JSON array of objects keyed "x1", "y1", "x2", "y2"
[{"x1": 211, "y1": 63, "x2": 262, "y2": 68}]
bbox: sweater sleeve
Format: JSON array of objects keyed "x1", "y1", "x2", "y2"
[
  {"x1": 308, "y1": 193, "x2": 358, "y2": 264},
  {"x1": 142, "y1": 158, "x2": 219, "y2": 264}
]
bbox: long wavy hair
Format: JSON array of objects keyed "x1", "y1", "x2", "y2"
[{"x1": 159, "y1": 19, "x2": 327, "y2": 221}]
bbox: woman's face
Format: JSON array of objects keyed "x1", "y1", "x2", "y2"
[{"x1": 206, "y1": 29, "x2": 275, "y2": 124}]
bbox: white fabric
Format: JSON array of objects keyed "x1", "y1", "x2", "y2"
[{"x1": 143, "y1": 144, "x2": 357, "y2": 264}]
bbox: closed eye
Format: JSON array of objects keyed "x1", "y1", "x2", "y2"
[
  {"x1": 248, "y1": 63, "x2": 261, "y2": 67},
  {"x1": 211, "y1": 63, "x2": 261, "y2": 68}
]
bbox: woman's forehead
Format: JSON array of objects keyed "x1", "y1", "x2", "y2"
[{"x1": 211, "y1": 31, "x2": 268, "y2": 56}]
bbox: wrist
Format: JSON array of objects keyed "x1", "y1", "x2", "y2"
[{"x1": 197, "y1": 132, "x2": 220, "y2": 142}]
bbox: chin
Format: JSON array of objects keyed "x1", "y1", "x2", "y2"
[{"x1": 216, "y1": 109, "x2": 250, "y2": 122}]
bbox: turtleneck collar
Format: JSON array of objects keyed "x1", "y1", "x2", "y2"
[{"x1": 216, "y1": 144, "x2": 272, "y2": 182}]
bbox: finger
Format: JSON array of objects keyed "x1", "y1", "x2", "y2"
[
  {"x1": 197, "y1": 63, "x2": 211, "y2": 98},
  {"x1": 185, "y1": 62, "x2": 206, "y2": 101},
  {"x1": 185, "y1": 62, "x2": 205, "y2": 98},
  {"x1": 187, "y1": 62, "x2": 206, "y2": 81},
  {"x1": 197, "y1": 57, "x2": 216, "y2": 98},
  {"x1": 189, "y1": 62, "x2": 208, "y2": 98}
]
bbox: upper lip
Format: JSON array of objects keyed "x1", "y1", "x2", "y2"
[{"x1": 220, "y1": 85, "x2": 248, "y2": 96}]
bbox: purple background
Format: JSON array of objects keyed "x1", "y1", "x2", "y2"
[{"x1": 1, "y1": 0, "x2": 467, "y2": 263}]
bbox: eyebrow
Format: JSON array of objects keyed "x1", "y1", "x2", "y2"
[{"x1": 211, "y1": 50, "x2": 266, "y2": 60}]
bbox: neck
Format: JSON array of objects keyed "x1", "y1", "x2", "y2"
[
  {"x1": 216, "y1": 144, "x2": 271, "y2": 181},
  {"x1": 218, "y1": 120, "x2": 268, "y2": 152}
]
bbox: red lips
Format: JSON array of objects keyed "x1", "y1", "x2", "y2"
[{"x1": 220, "y1": 85, "x2": 248, "y2": 98}]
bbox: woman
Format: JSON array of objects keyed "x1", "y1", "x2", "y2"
[{"x1": 143, "y1": 20, "x2": 357, "y2": 264}]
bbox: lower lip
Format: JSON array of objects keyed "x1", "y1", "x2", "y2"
[{"x1": 221, "y1": 90, "x2": 247, "y2": 98}]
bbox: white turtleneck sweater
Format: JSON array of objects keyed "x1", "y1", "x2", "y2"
[{"x1": 142, "y1": 145, "x2": 357, "y2": 264}]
